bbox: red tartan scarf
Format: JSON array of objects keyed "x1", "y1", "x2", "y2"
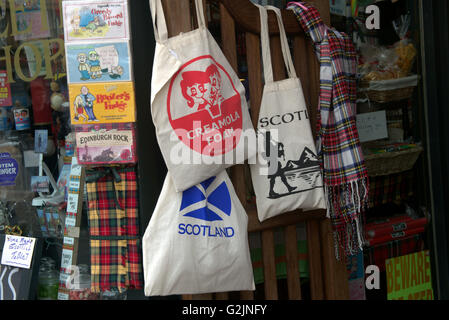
[
  {"x1": 85, "y1": 166, "x2": 143, "y2": 293},
  {"x1": 288, "y1": 2, "x2": 369, "y2": 258}
]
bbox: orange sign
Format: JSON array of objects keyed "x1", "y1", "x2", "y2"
[{"x1": 69, "y1": 82, "x2": 135, "y2": 124}]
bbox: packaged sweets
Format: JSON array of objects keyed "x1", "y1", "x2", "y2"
[{"x1": 75, "y1": 123, "x2": 137, "y2": 165}]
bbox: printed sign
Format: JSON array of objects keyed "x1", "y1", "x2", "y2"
[
  {"x1": 0, "y1": 152, "x2": 19, "y2": 186},
  {"x1": 168, "y1": 55, "x2": 243, "y2": 156},
  {"x1": 386, "y1": 250, "x2": 434, "y2": 300},
  {"x1": 69, "y1": 82, "x2": 135, "y2": 124},
  {"x1": 0, "y1": 71, "x2": 12, "y2": 106},
  {"x1": 63, "y1": 0, "x2": 129, "y2": 42},
  {"x1": 66, "y1": 41, "x2": 132, "y2": 83},
  {"x1": 75, "y1": 123, "x2": 136, "y2": 164},
  {"x1": 1, "y1": 235, "x2": 36, "y2": 269},
  {"x1": 356, "y1": 111, "x2": 388, "y2": 143},
  {"x1": 12, "y1": 107, "x2": 31, "y2": 131}
]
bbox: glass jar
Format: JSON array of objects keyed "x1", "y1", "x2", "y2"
[
  {"x1": 37, "y1": 262, "x2": 59, "y2": 300},
  {"x1": 68, "y1": 264, "x2": 99, "y2": 300}
]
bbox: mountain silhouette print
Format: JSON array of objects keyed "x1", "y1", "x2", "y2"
[
  {"x1": 285, "y1": 147, "x2": 320, "y2": 171},
  {"x1": 180, "y1": 176, "x2": 232, "y2": 222}
]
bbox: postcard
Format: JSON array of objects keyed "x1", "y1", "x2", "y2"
[
  {"x1": 66, "y1": 41, "x2": 132, "y2": 84},
  {"x1": 63, "y1": 0, "x2": 129, "y2": 42}
]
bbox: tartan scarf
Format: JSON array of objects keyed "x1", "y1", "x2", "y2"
[
  {"x1": 85, "y1": 166, "x2": 143, "y2": 293},
  {"x1": 289, "y1": 2, "x2": 369, "y2": 258}
]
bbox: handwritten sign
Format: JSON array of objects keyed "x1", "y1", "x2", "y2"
[
  {"x1": 356, "y1": 111, "x2": 388, "y2": 143},
  {"x1": 386, "y1": 250, "x2": 434, "y2": 300},
  {"x1": 1, "y1": 235, "x2": 36, "y2": 269}
]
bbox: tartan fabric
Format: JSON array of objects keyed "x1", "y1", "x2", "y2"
[
  {"x1": 86, "y1": 166, "x2": 143, "y2": 293},
  {"x1": 368, "y1": 170, "x2": 414, "y2": 208},
  {"x1": 289, "y1": 2, "x2": 369, "y2": 258},
  {"x1": 364, "y1": 235, "x2": 424, "y2": 272}
]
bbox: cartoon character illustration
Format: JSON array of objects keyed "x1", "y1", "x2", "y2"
[
  {"x1": 86, "y1": 16, "x2": 102, "y2": 33},
  {"x1": 76, "y1": 86, "x2": 98, "y2": 122},
  {"x1": 73, "y1": 95, "x2": 88, "y2": 121},
  {"x1": 77, "y1": 53, "x2": 90, "y2": 81},
  {"x1": 88, "y1": 51, "x2": 102, "y2": 79},
  {"x1": 180, "y1": 64, "x2": 224, "y2": 119},
  {"x1": 85, "y1": 16, "x2": 98, "y2": 33},
  {"x1": 70, "y1": 9, "x2": 81, "y2": 34}
]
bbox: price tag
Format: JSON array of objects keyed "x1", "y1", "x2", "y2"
[{"x1": 1, "y1": 235, "x2": 36, "y2": 269}]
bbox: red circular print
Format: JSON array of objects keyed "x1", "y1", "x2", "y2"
[{"x1": 167, "y1": 55, "x2": 242, "y2": 156}]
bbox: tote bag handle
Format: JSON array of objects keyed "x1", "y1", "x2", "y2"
[
  {"x1": 257, "y1": 4, "x2": 297, "y2": 83},
  {"x1": 149, "y1": 0, "x2": 206, "y2": 42}
]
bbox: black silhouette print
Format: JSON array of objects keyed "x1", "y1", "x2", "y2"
[{"x1": 264, "y1": 131, "x2": 322, "y2": 199}]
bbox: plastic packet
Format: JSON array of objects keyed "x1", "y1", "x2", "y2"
[{"x1": 392, "y1": 13, "x2": 416, "y2": 75}]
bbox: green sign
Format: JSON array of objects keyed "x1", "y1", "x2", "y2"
[{"x1": 386, "y1": 250, "x2": 434, "y2": 300}]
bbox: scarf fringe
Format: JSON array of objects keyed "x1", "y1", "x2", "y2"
[{"x1": 326, "y1": 178, "x2": 369, "y2": 260}]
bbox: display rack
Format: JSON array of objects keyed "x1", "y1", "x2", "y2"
[{"x1": 160, "y1": 0, "x2": 349, "y2": 300}]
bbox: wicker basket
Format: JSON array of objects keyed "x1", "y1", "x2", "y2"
[
  {"x1": 359, "y1": 75, "x2": 419, "y2": 103},
  {"x1": 363, "y1": 145, "x2": 423, "y2": 177}
]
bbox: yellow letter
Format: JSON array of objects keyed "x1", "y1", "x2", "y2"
[
  {"x1": 0, "y1": 0, "x2": 9, "y2": 38},
  {"x1": 9, "y1": 0, "x2": 32, "y2": 36},
  {"x1": 39, "y1": 0, "x2": 50, "y2": 33},
  {"x1": 0, "y1": 45, "x2": 15, "y2": 83}
]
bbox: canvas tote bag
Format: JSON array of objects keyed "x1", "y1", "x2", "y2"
[
  {"x1": 142, "y1": 170, "x2": 255, "y2": 296},
  {"x1": 149, "y1": 0, "x2": 256, "y2": 192},
  {"x1": 249, "y1": 5, "x2": 326, "y2": 222}
]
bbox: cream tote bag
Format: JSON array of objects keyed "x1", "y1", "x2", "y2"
[
  {"x1": 142, "y1": 171, "x2": 255, "y2": 296},
  {"x1": 249, "y1": 5, "x2": 326, "y2": 222},
  {"x1": 149, "y1": 0, "x2": 256, "y2": 192}
]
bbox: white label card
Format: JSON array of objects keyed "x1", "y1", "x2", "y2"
[
  {"x1": 356, "y1": 111, "x2": 389, "y2": 143},
  {"x1": 1, "y1": 235, "x2": 36, "y2": 269}
]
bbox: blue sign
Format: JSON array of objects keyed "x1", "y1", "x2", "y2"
[{"x1": 0, "y1": 153, "x2": 19, "y2": 186}]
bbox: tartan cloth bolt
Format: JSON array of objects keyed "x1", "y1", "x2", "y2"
[
  {"x1": 86, "y1": 166, "x2": 143, "y2": 293},
  {"x1": 289, "y1": 2, "x2": 369, "y2": 258}
]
